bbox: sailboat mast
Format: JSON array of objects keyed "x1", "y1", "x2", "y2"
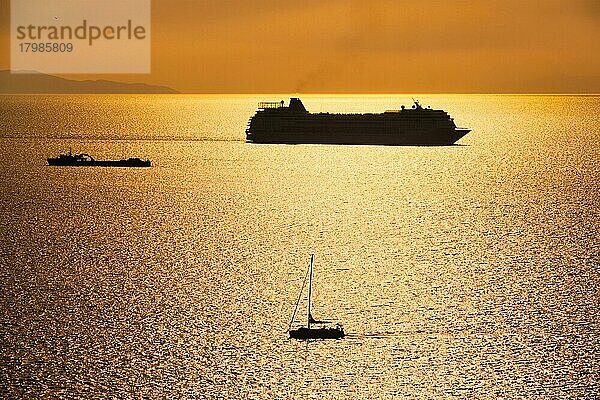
[{"x1": 307, "y1": 254, "x2": 314, "y2": 328}]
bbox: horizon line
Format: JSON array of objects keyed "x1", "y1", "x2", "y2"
[{"x1": 1, "y1": 92, "x2": 599, "y2": 96}]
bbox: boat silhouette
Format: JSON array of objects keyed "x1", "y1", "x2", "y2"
[
  {"x1": 47, "y1": 149, "x2": 151, "y2": 167},
  {"x1": 288, "y1": 254, "x2": 345, "y2": 340},
  {"x1": 246, "y1": 98, "x2": 470, "y2": 145}
]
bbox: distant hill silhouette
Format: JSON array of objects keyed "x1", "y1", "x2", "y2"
[{"x1": 0, "y1": 70, "x2": 179, "y2": 94}]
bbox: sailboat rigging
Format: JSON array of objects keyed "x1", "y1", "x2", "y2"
[{"x1": 288, "y1": 254, "x2": 345, "y2": 340}]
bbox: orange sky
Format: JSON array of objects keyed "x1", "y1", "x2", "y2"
[{"x1": 1, "y1": 0, "x2": 599, "y2": 93}]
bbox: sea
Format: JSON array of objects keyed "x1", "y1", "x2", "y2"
[{"x1": 0, "y1": 94, "x2": 599, "y2": 399}]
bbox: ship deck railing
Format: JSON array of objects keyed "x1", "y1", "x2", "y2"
[{"x1": 258, "y1": 101, "x2": 282, "y2": 109}]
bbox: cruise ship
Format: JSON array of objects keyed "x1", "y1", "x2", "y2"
[{"x1": 246, "y1": 98, "x2": 470, "y2": 145}]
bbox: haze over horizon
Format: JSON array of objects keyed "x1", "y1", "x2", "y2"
[{"x1": 1, "y1": 0, "x2": 599, "y2": 93}]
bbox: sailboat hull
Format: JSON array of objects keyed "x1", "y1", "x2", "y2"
[{"x1": 289, "y1": 327, "x2": 345, "y2": 340}]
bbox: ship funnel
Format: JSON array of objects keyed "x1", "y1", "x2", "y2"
[{"x1": 289, "y1": 98, "x2": 308, "y2": 113}]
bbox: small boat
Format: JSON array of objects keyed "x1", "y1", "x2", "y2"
[
  {"x1": 47, "y1": 149, "x2": 151, "y2": 167},
  {"x1": 288, "y1": 254, "x2": 345, "y2": 340}
]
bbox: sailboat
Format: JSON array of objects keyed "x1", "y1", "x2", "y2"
[{"x1": 288, "y1": 254, "x2": 345, "y2": 340}]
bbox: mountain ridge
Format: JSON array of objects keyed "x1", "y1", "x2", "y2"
[{"x1": 0, "y1": 71, "x2": 179, "y2": 94}]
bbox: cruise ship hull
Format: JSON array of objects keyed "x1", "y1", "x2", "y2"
[{"x1": 247, "y1": 128, "x2": 470, "y2": 146}]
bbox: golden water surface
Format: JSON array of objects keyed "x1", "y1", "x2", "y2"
[{"x1": 0, "y1": 95, "x2": 599, "y2": 398}]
